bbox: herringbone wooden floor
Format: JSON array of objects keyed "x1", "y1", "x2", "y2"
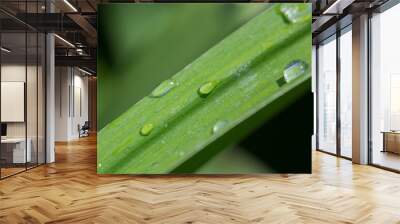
[{"x1": 1, "y1": 135, "x2": 400, "y2": 224}]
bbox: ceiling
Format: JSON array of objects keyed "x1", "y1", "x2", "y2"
[{"x1": 0, "y1": 0, "x2": 392, "y2": 73}]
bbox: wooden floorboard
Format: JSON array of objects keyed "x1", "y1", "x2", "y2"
[{"x1": 1, "y1": 135, "x2": 400, "y2": 223}]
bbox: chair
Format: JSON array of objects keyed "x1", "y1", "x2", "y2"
[{"x1": 78, "y1": 121, "x2": 90, "y2": 138}]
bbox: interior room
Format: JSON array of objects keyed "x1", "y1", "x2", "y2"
[
  {"x1": 370, "y1": 3, "x2": 400, "y2": 171},
  {"x1": 54, "y1": 66, "x2": 91, "y2": 142},
  {"x1": 0, "y1": 0, "x2": 399, "y2": 223},
  {"x1": 0, "y1": 0, "x2": 96, "y2": 179},
  {"x1": 0, "y1": 22, "x2": 46, "y2": 178}
]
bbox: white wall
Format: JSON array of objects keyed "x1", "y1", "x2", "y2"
[
  {"x1": 1, "y1": 63, "x2": 46, "y2": 164},
  {"x1": 72, "y1": 70, "x2": 89, "y2": 136},
  {"x1": 1, "y1": 65, "x2": 38, "y2": 137},
  {"x1": 55, "y1": 67, "x2": 89, "y2": 141},
  {"x1": 55, "y1": 67, "x2": 69, "y2": 141},
  {"x1": 1, "y1": 65, "x2": 26, "y2": 141}
]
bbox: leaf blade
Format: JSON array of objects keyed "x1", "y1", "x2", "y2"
[{"x1": 98, "y1": 3, "x2": 311, "y2": 174}]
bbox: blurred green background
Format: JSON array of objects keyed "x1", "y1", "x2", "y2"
[{"x1": 98, "y1": 3, "x2": 312, "y2": 173}]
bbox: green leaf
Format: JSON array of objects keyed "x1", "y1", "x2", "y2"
[
  {"x1": 98, "y1": 3, "x2": 311, "y2": 174},
  {"x1": 97, "y1": 4, "x2": 269, "y2": 130}
]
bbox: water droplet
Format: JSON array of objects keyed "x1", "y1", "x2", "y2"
[
  {"x1": 283, "y1": 60, "x2": 308, "y2": 83},
  {"x1": 140, "y1": 123, "x2": 154, "y2": 136},
  {"x1": 234, "y1": 62, "x2": 250, "y2": 77},
  {"x1": 150, "y1": 79, "x2": 176, "y2": 97},
  {"x1": 98, "y1": 163, "x2": 102, "y2": 167},
  {"x1": 212, "y1": 120, "x2": 228, "y2": 134},
  {"x1": 198, "y1": 81, "x2": 218, "y2": 97},
  {"x1": 179, "y1": 151, "x2": 185, "y2": 157},
  {"x1": 279, "y1": 5, "x2": 310, "y2": 23}
]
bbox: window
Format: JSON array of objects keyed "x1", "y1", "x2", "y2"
[
  {"x1": 370, "y1": 3, "x2": 400, "y2": 171},
  {"x1": 317, "y1": 35, "x2": 337, "y2": 154},
  {"x1": 339, "y1": 27, "x2": 352, "y2": 158},
  {"x1": 0, "y1": 2, "x2": 46, "y2": 179}
]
